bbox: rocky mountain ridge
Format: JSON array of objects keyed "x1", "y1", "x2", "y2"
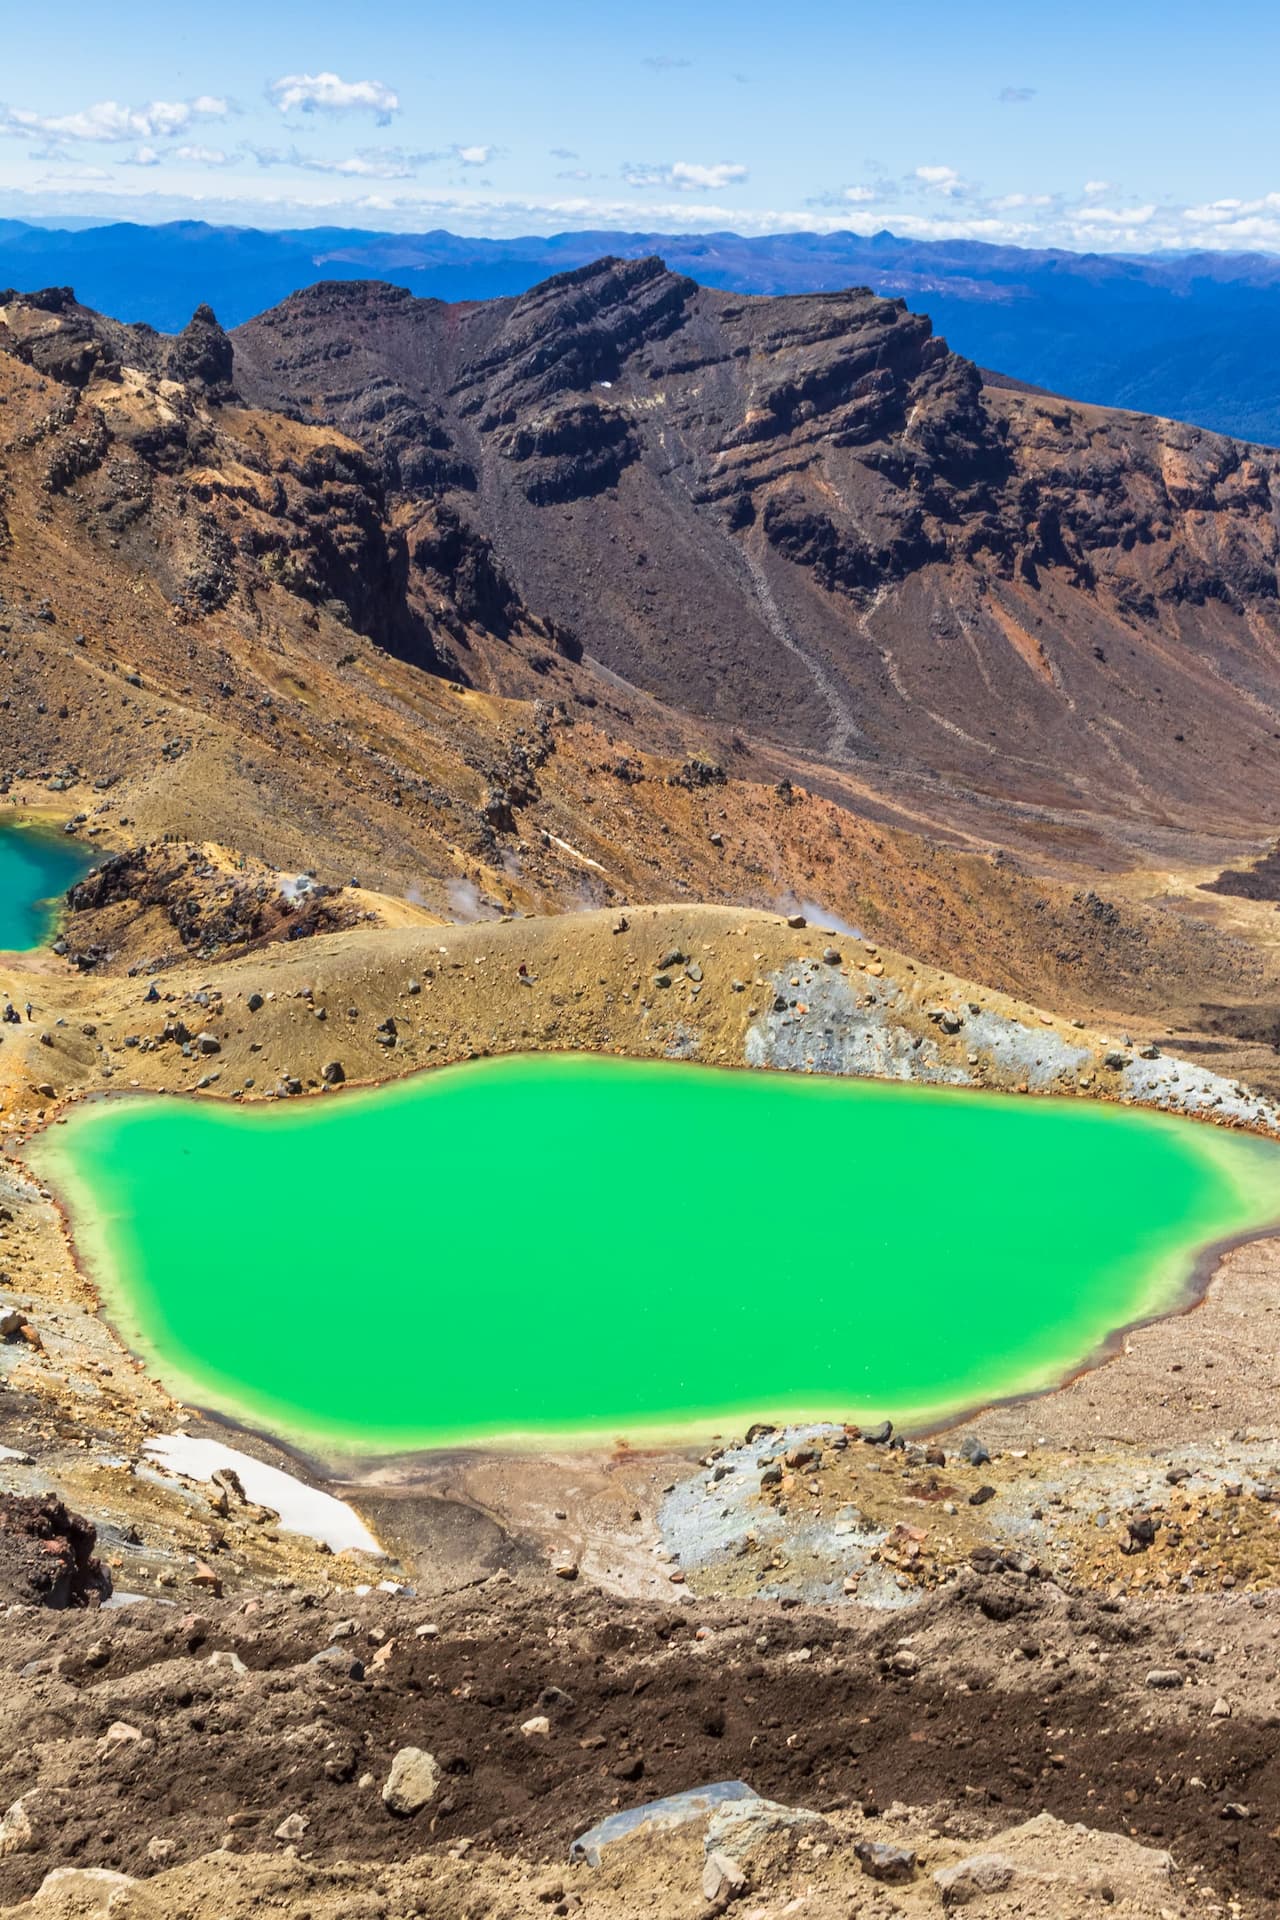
[
  {"x1": 234, "y1": 260, "x2": 1280, "y2": 839},
  {"x1": 1, "y1": 271, "x2": 1279, "y2": 1074}
]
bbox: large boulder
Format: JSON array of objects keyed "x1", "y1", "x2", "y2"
[{"x1": 0, "y1": 1494, "x2": 111, "y2": 1608}]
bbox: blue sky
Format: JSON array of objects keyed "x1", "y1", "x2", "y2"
[{"x1": 2, "y1": 0, "x2": 1279, "y2": 250}]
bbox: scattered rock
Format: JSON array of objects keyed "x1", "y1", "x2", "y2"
[
  {"x1": 571, "y1": 1782, "x2": 759, "y2": 1866},
  {"x1": 0, "y1": 1494, "x2": 111, "y2": 1608},
  {"x1": 207, "y1": 1650, "x2": 247, "y2": 1675},
  {"x1": 1123, "y1": 1510, "x2": 1157, "y2": 1552},
  {"x1": 382, "y1": 1746, "x2": 441, "y2": 1816},
  {"x1": 309, "y1": 1646, "x2": 364, "y2": 1679},
  {"x1": 1145, "y1": 1668, "x2": 1185, "y2": 1689},
  {"x1": 934, "y1": 1853, "x2": 1016, "y2": 1904},
  {"x1": 705, "y1": 1794, "x2": 828, "y2": 1861},
  {"x1": 98, "y1": 1721, "x2": 142, "y2": 1753},
  {"x1": 274, "y1": 1812, "x2": 309, "y2": 1842},
  {"x1": 702, "y1": 1850, "x2": 748, "y2": 1903},
  {"x1": 855, "y1": 1839, "x2": 917, "y2": 1884},
  {"x1": 32, "y1": 1867, "x2": 136, "y2": 1908},
  {"x1": 0, "y1": 1799, "x2": 34, "y2": 1857}
]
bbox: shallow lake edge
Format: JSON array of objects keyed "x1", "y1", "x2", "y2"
[
  {"x1": 21, "y1": 1051, "x2": 1280, "y2": 1475},
  {"x1": 0, "y1": 812, "x2": 96, "y2": 953}
]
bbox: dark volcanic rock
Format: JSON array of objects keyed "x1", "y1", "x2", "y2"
[
  {"x1": 0, "y1": 1494, "x2": 111, "y2": 1607},
  {"x1": 228, "y1": 258, "x2": 1280, "y2": 826},
  {"x1": 65, "y1": 844, "x2": 362, "y2": 966},
  {"x1": 213, "y1": 253, "x2": 1280, "y2": 817},
  {"x1": 165, "y1": 303, "x2": 234, "y2": 393}
]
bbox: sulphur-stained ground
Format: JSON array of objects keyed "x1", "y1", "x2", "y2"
[{"x1": 2, "y1": 901, "x2": 1280, "y2": 1916}]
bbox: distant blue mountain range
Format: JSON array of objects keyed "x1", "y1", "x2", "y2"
[{"x1": 3, "y1": 218, "x2": 1280, "y2": 445}]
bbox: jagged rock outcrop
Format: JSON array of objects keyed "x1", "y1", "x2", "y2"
[
  {"x1": 232, "y1": 259, "x2": 1280, "y2": 829},
  {"x1": 0, "y1": 289, "x2": 452, "y2": 671},
  {"x1": 0, "y1": 286, "x2": 234, "y2": 394},
  {"x1": 65, "y1": 843, "x2": 365, "y2": 968},
  {"x1": 0, "y1": 1495, "x2": 111, "y2": 1608}
]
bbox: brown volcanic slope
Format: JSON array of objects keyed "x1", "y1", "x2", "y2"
[
  {"x1": 0, "y1": 277, "x2": 1279, "y2": 1074},
  {"x1": 233, "y1": 257, "x2": 1280, "y2": 849}
]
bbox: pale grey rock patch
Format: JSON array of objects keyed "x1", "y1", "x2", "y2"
[
  {"x1": 745, "y1": 968, "x2": 969, "y2": 1083},
  {"x1": 961, "y1": 1009, "x2": 1091, "y2": 1088}
]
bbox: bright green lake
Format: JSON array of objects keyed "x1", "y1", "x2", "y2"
[
  {"x1": 31, "y1": 1054, "x2": 1280, "y2": 1452},
  {"x1": 0, "y1": 822, "x2": 92, "y2": 951}
]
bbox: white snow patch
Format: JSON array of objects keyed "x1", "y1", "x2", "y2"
[
  {"x1": 544, "y1": 833, "x2": 606, "y2": 872},
  {"x1": 143, "y1": 1433, "x2": 382, "y2": 1556}
]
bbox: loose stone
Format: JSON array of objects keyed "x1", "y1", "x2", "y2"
[
  {"x1": 382, "y1": 1747, "x2": 442, "y2": 1815},
  {"x1": 854, "y1": 1839, "x2": 917, "y2": 1884}
]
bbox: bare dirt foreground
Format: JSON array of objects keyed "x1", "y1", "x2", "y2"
[{"x1": 3, "y1": 902, "x2": 1280, "y2": 1917}]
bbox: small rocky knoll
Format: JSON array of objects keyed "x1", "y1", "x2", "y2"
[{"x1": 62, "y1": 842, "x2": 370, "y2": 973}]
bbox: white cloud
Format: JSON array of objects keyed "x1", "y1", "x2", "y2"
[
  {"x1": 7, "y1": 158, "x2": 1280, "y2": 260},
  {"x1": 1, "y1": 95, "x2": 229, "y2": 144},
  {"x1": 250, "y1": 144, "x2": 419, "y2": 180},
  {"x1": 267, "y1": 73, "x2": 399, "y2": 124},
  {"x1": 1074, "y1": 203, "x2": 1156, "y2": 226},
  {"x1": 34, "y1": 163, "x2": 112, "y2": 183},
  {"x1": 1182, "y1": 192, "x2": 1280, "y2": 225},
  {"x1": 310, "y1": 152, "x2": 416, "y2": 179},
  {"x1": 999, "y1": 86, "x2": 1037, "y2": 104},
  {"x1": 915, "y1": 164, "x2": 965, "y2": 196},
  {"x1": 672, "y1": 161, "x2": 746, "y2": 189},
  {"x1": 623, "y1": 160, "x2": 747, "y2": 191},
  {"x1": 251, "y1": 140, "x2": 494, "y2": 178},
  {"x1": 1083, "y1": 180, "x2": 1112, "y2": 196},
  {"x1": 124, "y1": 145, "x2": 163, "y2": 168}
]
